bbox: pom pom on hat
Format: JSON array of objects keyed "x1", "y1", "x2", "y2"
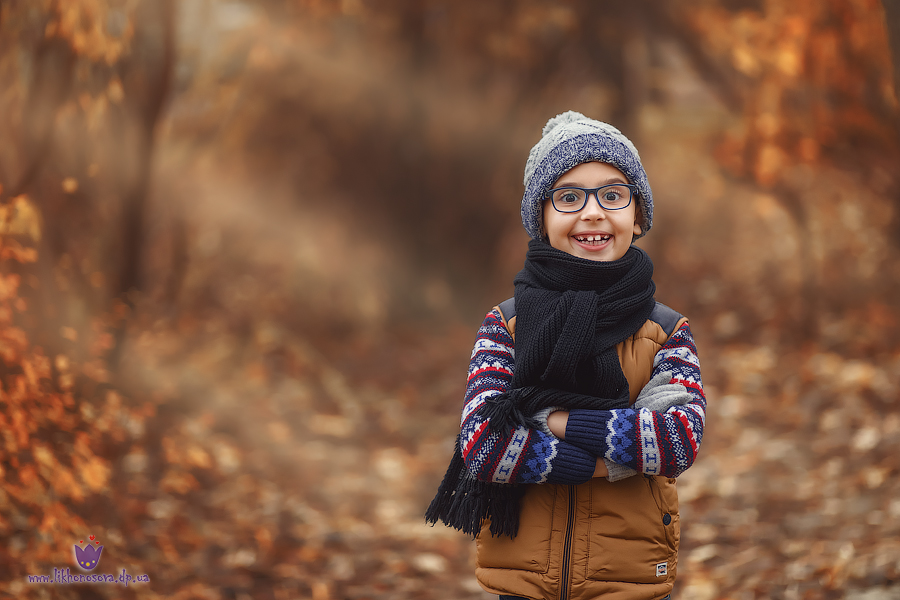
[
  {"x1": 521, "y1": 111, "x2": 654, "y2": 242},
  {"x1": 542, "y1": 110, "x2": 588, "y2": 137}
]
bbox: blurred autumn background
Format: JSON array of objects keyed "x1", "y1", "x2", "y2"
[{"x1": 1, "y1": 0, "x2": 900, "y2": 598}]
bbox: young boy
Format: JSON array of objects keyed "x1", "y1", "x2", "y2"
[{"x1": 426, "y1": 111, "x2": 706, "y2": 600}]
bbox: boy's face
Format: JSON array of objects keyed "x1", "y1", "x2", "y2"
[{"x1": 541, "y1": 161, "x2": 642, "y2": 262}]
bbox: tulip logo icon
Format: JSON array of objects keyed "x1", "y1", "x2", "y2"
[{"x1": 74, "y1": 536, "x2": 103, "y2": 571}]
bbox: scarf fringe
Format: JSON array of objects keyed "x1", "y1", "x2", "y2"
[{"x1": 424, "y1": 438, "x2": 525, "y2": 538}]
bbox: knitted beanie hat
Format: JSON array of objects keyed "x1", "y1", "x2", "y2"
[{"x1": 522, "y1": 110, "x2": 653, "y2": 241}]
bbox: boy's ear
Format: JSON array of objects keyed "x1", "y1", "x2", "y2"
[
  {"x1": 632, "y1": 204, "x2": 644, "y2": 237},
  {"x1": 539, "y1": 203, "x2": 548, "y2": 240}
]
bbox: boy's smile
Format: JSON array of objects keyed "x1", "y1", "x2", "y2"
[{"x1": 541, "y1": 161, "x2": 642, "y2": 262}]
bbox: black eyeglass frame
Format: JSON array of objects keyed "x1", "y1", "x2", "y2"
[{"x1": 545, "y1": 184, "x2": 639, "y2": 213}]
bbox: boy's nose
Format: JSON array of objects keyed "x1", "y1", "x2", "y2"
[{"x1": 580, "y1": 193, "x2": 607, "y2": 219}]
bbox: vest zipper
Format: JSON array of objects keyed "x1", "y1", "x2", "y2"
[{"x1": 560, "y1": 485, "x2": 576, "y2": 600}]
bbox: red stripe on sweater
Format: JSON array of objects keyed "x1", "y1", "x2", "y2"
[
  {"x1": 674, "y1": 410, "x2": 700, "y2": 455},
  {"x1": 468, "y1": 365, "x2": 513, "y2": 382},
  {"x1": 462, "y1": 420, "x2": 489, "y2": 457}
]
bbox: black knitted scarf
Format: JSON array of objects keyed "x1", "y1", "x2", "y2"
[{"x1": 425, "y1": 241, "x2": 656, "y2": 539}]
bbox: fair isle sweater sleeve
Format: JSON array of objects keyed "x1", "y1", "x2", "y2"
[
  {"x1": 459, "y1": 310, "x2": 598, "y2": 486},
  {"x1": 564, "y1": 321, "x2": 706, "y2": 478}
]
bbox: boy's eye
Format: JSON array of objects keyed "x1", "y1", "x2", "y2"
[
  {"x1": 601, "y1": 186, "x2": 630, "y2": 204},
  {"x1": 558, "y1": 190, "x2": 582, "y2": 204}
]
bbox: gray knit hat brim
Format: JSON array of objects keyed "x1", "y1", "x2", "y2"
[{"x1": 522, "y1": 112, "x2": 653, "y2": 241}]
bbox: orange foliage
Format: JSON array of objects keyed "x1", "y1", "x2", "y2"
[
  {"x1": 0, "y1": 236, "x2": 101, "y2": 563},
  {"x1": 49, "y1": 0, "x2": 134, "y2": 64},
  {"x1": 687, "y1": 0, "x2": 898, "y2": 185}
]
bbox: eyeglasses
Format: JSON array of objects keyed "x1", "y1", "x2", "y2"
[{"x1": 546, "y1": 184, "x2": 638, "y2": 213}]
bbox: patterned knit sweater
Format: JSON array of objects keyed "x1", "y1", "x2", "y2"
[{"x1": 460, "y1": 308, "x2": 706, "y2": 485}]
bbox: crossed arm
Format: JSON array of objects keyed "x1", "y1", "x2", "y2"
[{"x1": 459, "y1": 309, "x2": 707, "y2": 485}]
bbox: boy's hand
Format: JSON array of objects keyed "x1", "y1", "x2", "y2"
[
  {"x1": 546, "y1": 410, "x2": 569, "y2": 439},
  {"x1": 607, "y1": 372, "x2": 691, "y2": 481},
  {"x1": 540, "y1": 412, "x2": 611, "y2": 478},
  {"x1": 633, "y1": 371, "x2": 690, "y2": 413}
]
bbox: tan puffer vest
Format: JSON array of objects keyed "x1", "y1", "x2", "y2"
[{"x1": 476, "y1": 303, "x2": 687, "y2": 600}]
